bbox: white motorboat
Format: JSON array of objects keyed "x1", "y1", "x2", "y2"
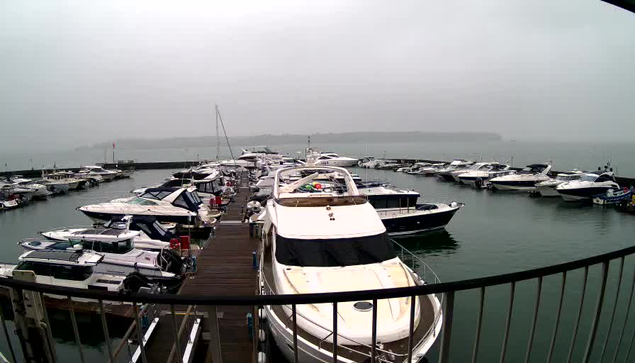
[
  {"x1": 449, "y1": 162, "x2": 499, "y2": 183},
  {"x1": 402, "y1": 162, "x2": 431, "y2": 174},
  {"x1": 489, "y1": 164, "x2": 552, "y2": 191},
  {"x1": 260, "y1": 166, "x2": 443, "y2": 362},
  {"x1": 40, "y1": 215, "x2": 173, "y2": 251},
  {"x1": 556, "y1": 171, "x2": 620, "y2": 202},
  {"x1": 457, "y1": 163, "x2": 514, "y2": 187},
  {"x1": 357, "y1": 182, "x2": 463, "y2": 236},
  {"x1": 6, "y1": 178, "x2": 49, "y2": 199},
  {"x1": 535, "y1": 172, "x2": 583, "y2": 197},
  {"x1": 79, "y1": 186, "x2": 214, "y2": 225},
  {"x1": 416, "y1": 163, "x2": 446, "y2": 176},
  {"x1": 0, "y1": 250, "x2": 153, "y2": 294},
  {"x1": 43, "y1": 170, "x2": 86, "y2": 190},
  {"x1": 19, "y1": 236, "x2": 183, "y2": 281},
  {"x1": 76, "y1": 165, "x2": 118, "y2": 182},
  {"x1": 436, "y1": 159, "x2": 474, "y2": 181},
  {"x1": 0, "y1": 184, "x2": 34, "y2": 202},
  {"x1": 312, "y1": 152, "x2": 359, "y2": 167}
]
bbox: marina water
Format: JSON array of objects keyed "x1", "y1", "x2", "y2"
[{"x1": 2, "y1": 160, "x2": 635, "y2": 361}]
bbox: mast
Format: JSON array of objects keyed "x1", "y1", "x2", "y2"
[
  {"x1": 215, "y1": 105, "x2": 220, "y2": 161},
  {"x1": 216, "y1": 105, "x2": 235, "y2": 161}
]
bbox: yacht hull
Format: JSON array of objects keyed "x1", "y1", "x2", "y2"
[
  {"x1": 80, "y1": 209, "x2": 193, "y2": 225},
  {"x1": 536, "y1": 185, "x2": 560, "y2": 197},
  {"x1": 557, "y1": 187, "x2": 613, "y2": 202},
  {"x1": 490, "y1": 180, "x2": 540, "y2": 191},
  {"x1": 436, "y1": 172, "x2": 455, "y2": 182},
  {"x1": 377, "y1": 205, "x2": 461, "y2": 236}
]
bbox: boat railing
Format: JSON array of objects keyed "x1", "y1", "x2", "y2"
[{"x1": 4, "y1": 243, "x2": 635, "y2": 362}]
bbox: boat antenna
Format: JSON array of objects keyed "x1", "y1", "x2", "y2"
[{"x1": 215, "y1": 105, "x2": 235, "y2": 161}]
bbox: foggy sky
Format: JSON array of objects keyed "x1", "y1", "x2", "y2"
[{"x1": 1, "y1": 0, "x2": 634, "y2": 151}]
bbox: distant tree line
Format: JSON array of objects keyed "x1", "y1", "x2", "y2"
[{"x1": 82, "y1": 131, "x2": 502, "y2": 150}]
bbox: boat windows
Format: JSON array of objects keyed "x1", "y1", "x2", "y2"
[
  {"x1": 173, "y1": 191, "x2": 201, "y2": 211},
  {"x1": 275, "y1": 233, "x2": 396, "y2": 267},
  {"x1": 82, "y1": 240, "x2": 133, "y2": 254},
  {"x1": 127, "y1": 197, "x2": 158, "y2": 206},
  {"x1": 580, "y1": 174, "x2": 599, "y2": 182},
  {"x1": 52, "y1": 265, "x2": 93, "y2": 281},
  {"x1": 16, "y1": 261, "x2": 53, "y2": 276},
  {"x1": 140, "y1": 190, "x2": 174, "y2": 201},
  {"x1": 595, "y1": 174, "x2": 615, "y2": 183}
]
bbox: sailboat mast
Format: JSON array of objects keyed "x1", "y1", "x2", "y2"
[{"x1": 215, "y1": 105, "x2": 220, "y2": 161}]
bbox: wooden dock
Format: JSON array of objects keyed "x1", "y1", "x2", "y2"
[{"x1": 143, "y1": 170, "x2": 258, "y2": 363}]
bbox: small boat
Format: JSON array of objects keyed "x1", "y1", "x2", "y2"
[
  {"x1": 78, "y1": 187, "x2": 214, "y2": 225},
  {"x1": 358, "y1": 182, "x2": 463, "y2": 236},
  {"x1": 312, "y1": 151, "x2": 359, "y2": 167},
  {"x1": 436, "y1": 159, "x2": 474, "y2": 181},
  {"x1": 535, "y1": 171, "x2": 583, "y2": 197},
  {"x1": 40, "y1": 215, "x2": 173, "y2": 251},
  {"x1": 417, "y1": 163, "x2": 446, "y2": 176},
  {"x1": 449, "y1": 162, "x2": 499, "y2": 183},
  {"x1": 0, "y1": 250, "x2": 154, "y2": 294},
  {"x1": 489, "y1": 164, "x2": 552, "y2": 191},
  {"x1": 76, "y1": 165, "x2": 118, "y2": 182},
  {"x1": 43, "y1": 170, "x2": 87, "y2": 190},
  {"x1": 593, "y1": 188, "x2": 633, "y2": 205},
  {"x1": 5, "y1": 177, "x2": 49, "y2": 200},
  {"x1": 556, "y1": 171, "x2": 620, "y2": 202},
  {"x1": 402, "y1": 162, "x2": 432, "y2": 174},
  {"x1": 19, "y1": 235, "x2": 185, "y2": 281},
  {"x1": 457, "y1": 163, "x2": 514, "y2": 187}
]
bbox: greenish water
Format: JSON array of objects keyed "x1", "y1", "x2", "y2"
[{"x1": 1, "y1": 167, "x2": 635, "y2": 362}]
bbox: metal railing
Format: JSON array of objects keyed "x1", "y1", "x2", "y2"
[{"x1": 2, "y1": 244, "x2": 635, "y2": 362}]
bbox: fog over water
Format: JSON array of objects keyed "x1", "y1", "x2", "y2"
[{"x1": 1, "y1": 1, "x2": 635, "y2": 152}]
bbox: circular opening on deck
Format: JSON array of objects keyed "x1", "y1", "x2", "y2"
[{"x1": 353, "y1": 301, "x2": 373, "y2": 312}]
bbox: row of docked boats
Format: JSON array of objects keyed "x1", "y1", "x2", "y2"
[
  {"x1": 0, "y1": 162, "x2": 243, "y2": 301},
  {"x1": 0, "y1": 165, "x2": 132, "y2": 211},
  {"x1": 393, "y1": 159, "x2": 624, "y2": 203}
]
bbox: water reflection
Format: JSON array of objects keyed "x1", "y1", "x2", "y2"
[{"x1": 394, "y1": 229, "x2": 459, "y2": 254}]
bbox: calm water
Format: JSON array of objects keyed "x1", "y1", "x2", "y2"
[
  {"x1": 4, "y1": 140, "x2": 635, "y2": 176},
  {"x1": 1, "y1": 166, "x2": 635, "y2": 362}
]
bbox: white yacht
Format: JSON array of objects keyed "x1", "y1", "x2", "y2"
[
  {"x1": 6, "y1": 178, "x2": 49, "y2": 199},
  {"x1": 489, "y1": 164, "x2": 552, "y2": 191},
  {"x1": 457, "y1": 163, "x2": 514, "y2": 187},
  {"x1": 449, "y1": 162, "x2": 498, "y2": 183},
  {"x1": 556, "y1": 171, "x2": 620, "y2": 202},
  {"x1": 436, "y1": 159, "x2": 474, "y2": 182},
  {"x1": 403, "y1": 162, "x2": 431, "y2": 174},
  {"x1": 535, "y1": 172, "x2": 583, "y2": 197},
  {"x1": 79, "y1": 187, "x2": 214, "y2": 225},
  {"x1": 0, "y1": 250, "x2": 151, "y2": 294},
  {"x1": 357, "y1": 182, "x2": 463, "y2": 236},
  {"x1": 260, "y1": 166, "x2": 443, "y2": 362},
  {"x1": 76, "y1": 165, "x2": 118, "y2": 182},
  {"x1": 416, "y1": 163, "x2": 446, "y2": 176},
  {"x1": 43, "y1": 170, "x2": 86, "y2": 190},
  {"x1": 40, "y1": 215, "x2": 173, "y2": 251},
  {"x1": 313, "y1": 152, "x2": 359, "y2": 167},
  {"x1": 19, "y1": 235, "x2": 183, "y2": 281}
]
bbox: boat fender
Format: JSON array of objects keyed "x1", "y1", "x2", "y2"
[
  {"x1": 258, "y1": 329, "x2": 266, "y2": 342},
  {"x1": 450, "y1": 202, "x2": 458, "y2": 208},
  {"x1": 258, "y1": 308, "x2": 267, "y2": 322},
  {"x1": 257, "y1": 351, "x2": 266, "y2": 363}
]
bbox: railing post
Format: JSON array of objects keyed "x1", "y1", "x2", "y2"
[
  {"x1": 547, "y1": 272, "x2": 567, "y2": 363},
  {"x1": 408, "y1": 294, "x2": 417, "y2": 363},
  {"x1": 500, "y1": 282, "x2": 516, "y2": 363},
  {"x1": 0, "y1": 296, "x2": 18, "y2": 363},
  {"x1": 206, "y1": 306, "x2": 223, "y2": 363},
  {"x1": 524, "y1": 277, "x2": 543, "y2": 363},
  {"x1": 67, "y1": 296, "x2": 85, "y2": 363},
  {"x1": 567, "y1": 266, "x2": 589, "y2": 363},
  {"x1": 599, "y1": 257, "x2": 624, "y2": 362},
  {"x1": 332, "y1": 302, "x2": 338, "y2": 363},
  {"x1": 292, "y1": 304, "x2": 299, "y2": 363},
  {"x1": 171, "y1": 304, "x2": 184, "y2": 363},
  {"x1": 438, "y1": 291, "x2": 455, "y2": 363},
  {"x1": 612, "y1": 264, "x2": 635, "y2": 363},
  {"x1": 582, "y1": 261, "x2": 610, "y2": 363},
  {"x1": 98, "y1": 299, "x2": 114, "y2": 362},
  {"x1": 371, "y1": 298, "x2": 378, "y2": 363},
  {"x1": 471, "y1": 287, "x2": 485, "y2": 363},
  {"x1": 133, "y1": 302, "x2": 148, "y2": 363}
]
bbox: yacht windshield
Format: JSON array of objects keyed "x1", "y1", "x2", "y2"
[
  {"x1": 275, "y1": 233, "x2": 396, "y2": 267},
  {"x1": 580, "y1": 174, "x2": 598, "y2": 182},
  {"x1": 127, "y1": 197, "x2": 158, "y2": 206}
]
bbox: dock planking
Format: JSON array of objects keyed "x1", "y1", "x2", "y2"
[{"x1": 144, "y1": 170, "x2": 258, "y2": 363}]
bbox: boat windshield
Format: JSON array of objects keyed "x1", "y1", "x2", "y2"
[
  {"x1": 79, "y1": 239, "x2": 133, "y2": 254},
  {"x1": 126, "y1": 197, "x2": 158, "y2": 206},
  {"x1": 275, "y1": 233, "x2": 396, "y2": 267},
  {"x1": 580, "y1": 174, "x2": 599, "y2": 182}
]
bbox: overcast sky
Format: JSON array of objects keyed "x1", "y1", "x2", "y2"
[{"x1": 1, "y1": 0, "x2": 634, "y2": 151}]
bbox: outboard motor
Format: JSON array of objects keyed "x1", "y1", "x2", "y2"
[
  {"x1": 123, "y1": 271, "x2": 152, "y2": 293},
  {"x1": 158, "y1": 249, "x2": 185, "y2": 275}
]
